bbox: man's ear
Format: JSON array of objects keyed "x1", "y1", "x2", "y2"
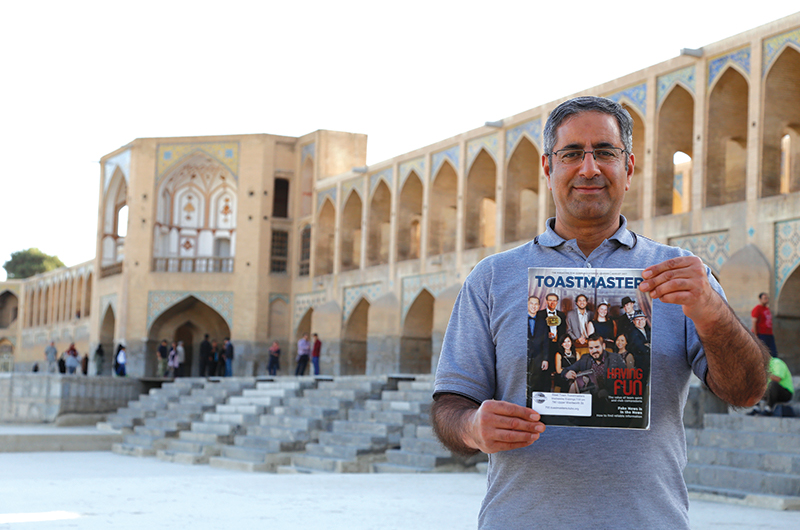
[{"x1": 542, "y1": 154, "x2": 552, "y2": 190}]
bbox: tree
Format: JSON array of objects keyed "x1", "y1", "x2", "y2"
[{"x1": 3, "y1": 248, "x2": 65, "y2": 279}]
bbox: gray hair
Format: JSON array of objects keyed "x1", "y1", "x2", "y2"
[{"x1": 543, "y1": 96, "x2": 634, "y2": 159}]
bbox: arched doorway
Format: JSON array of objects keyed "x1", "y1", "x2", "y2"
[
  {"x1": 99, "y1": 306, "x2": 116, "y2": 375},
  {"x1": 342, "y1": 298, "x2": 368, "y2": 375},
  {"x1": 776, "y1": 265, "x2": 800, "y2": 373},
  {"x1": 400, "y1": 289, "x2": 434, "y2": 373},
  {"x1": 148, "y1": 296, "x2": 230, "y2": 377},
  {"x1": 0, "y1": 290, "x2": 19, "y2": 329}
]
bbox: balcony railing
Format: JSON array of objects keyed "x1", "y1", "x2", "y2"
[{"x1": 152, "y1": 257, "x2": 234, "y2": 273}]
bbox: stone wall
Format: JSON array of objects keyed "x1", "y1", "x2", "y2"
[{"x1": 0, "y1": 374, "x2": 143, "y2": 423}]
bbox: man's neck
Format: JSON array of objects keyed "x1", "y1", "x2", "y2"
[{"x1": 553, "y1": 216, "x2": 621, "y2": 257}]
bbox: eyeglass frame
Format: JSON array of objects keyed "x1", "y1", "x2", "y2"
[{"x1": 545, "y1": 146, "x2": 629, "y2": 165}]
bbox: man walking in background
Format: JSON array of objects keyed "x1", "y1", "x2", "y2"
[
  {"x1": 752, "y1": 292, "x2": 778, "y2": 357},
  {"x1": 311, "y1": 333, "x2": 322, "y2": 375}
]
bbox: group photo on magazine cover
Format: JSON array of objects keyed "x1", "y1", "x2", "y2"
[{"x1": 526, "y1": 267, "x2": 652, "y2": 429}]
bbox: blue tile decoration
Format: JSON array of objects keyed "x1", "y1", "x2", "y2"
[
  {"x1": 506, "y1": 118, "x2": 542, "y2": 158},
  {"x1": 293, "y1": 290, "x2": 328, "y2": 329},
  {"x1": 370, "y1": 168, "x2": 393, "y2": 197},
  {"x1": 669, "y1": 231, "x2": 730, "y2": 275},
  {"x1": 401, "y1": 272, "x2": 449, "y2": 321},
  {"x1": 674, "y1": 171, "x2": 684, "y2": 196},
  {"x1": 341, "y1": 178, "x2": 364, "y2": 202},
  {"x1": 467, "y1": 133, "x2": 499, "y2": 171},
  {"x1": 147, "y1": 291, "x2": 234, "y2": 330},
  {"x1": 269, "y1": 293, "x2": 290, "y2": 305},
  {"x1": 104, "y1": 149, "x2": 131, "y2": 192},
  {"x1": 775, "y1": 219, "x2": 800, "y2": 295},
  {"x1": 301, "y1": 143, "x2": 316, "y2": 165},
  {"x1": 156, "y1": 142, "x2": 239, "y2": 182},
  {"x1": 607, "y1": 83, "x2": 647, "y2": 117},
  {"x1": 708, "y1": 47, "x2": 750, "y2": 88},
  {"x1": 763, "y1": 28, "x2": 800, "y2": 76},
  {"x1": 656, "y1": 66, "x2": 696, "y2": 108},
  {"x1": 748, "y1": 227, "x2": 755, "y2": 238},
  {"x1": 399, "y1": 158, "x2": 425, "y2": 187},
  {"x1": 342, "y1": 282, "x2": 383, "y2": 322},
  {"x1": 100, "y1": 294, "x2": 117, "y2": 319},
  {"x1": 317, "y1": 187, "x2": 337, "y2": 211},
  {"x1": 431, "y1": 146, "x2": 460, "y2": 180}
]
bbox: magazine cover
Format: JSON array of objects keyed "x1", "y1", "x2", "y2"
[{"x1": 526, "y1": 267, "x2": 652, "y2": 429}]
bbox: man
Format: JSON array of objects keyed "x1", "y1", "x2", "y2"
[
  {"x1": 431, "y1": 96, "x2": 769, "y2": 528},
  {"x1": 561, "y1": 334, "x2": 625, "y2": 410},
  {"x1": 176, "y1": 341, "x2": 185, "y2": 377},
  {"x1": 526, "y1": 296, "x2": 549, "y2": 396},
  {"x1": 311, "y1": 333, "x2": 322, "y2": 375},
  {"x1": 44, "y1": 341, "x2": 58, "y2": 373},
  {"x1": 223, "y1": 338, "x2": 234, "y2": 377},
  {"x1": 295, "y1": 333, "x2": 310, "y2": 376},
  {"x1": 199, "y1": 334, "x2": 211, "y2": 377},
  {"x1": 566, "y1": 293, "x2": 593, "y2": 354},
  {"x1": 533, "y1": 293, "x2": 566, "y2": 391},
  {"x1": 751, "y1": 292, "x2": 778, "y2": 357},
  {"x1": 626, "y1": 309, "x2": 652, "y2": 378},
  {"x1": 615, "y1": 295, "x2": 637, "y2": 337},
  {"x1": 157, "y1": 339, "x2": 169, "y2": 377}
]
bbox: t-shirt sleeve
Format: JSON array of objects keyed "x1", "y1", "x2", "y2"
[{"x1": 433, "y1": 266, "x2": 497, "y2": 403}]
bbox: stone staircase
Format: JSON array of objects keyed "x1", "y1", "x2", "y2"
[
  {"x1": 112, "y1": 378, "x2": 255, "y2": 458},
  {"x1": 207, "y1": 378, "x2": 319, "y2": 472},
  {"x1": 102, "y1": 378, "x2": 204, "y2": 434},
  {"x1": 684, "y1": 412, "x2": 800, "y2": 510}
]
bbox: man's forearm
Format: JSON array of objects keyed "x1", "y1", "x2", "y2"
[
  {"x1": 430, "y1": 393, "x2": 481, "y2": 457},
  {"x1": 697, "y1": 295, "x2": 770, "y2": 407}
]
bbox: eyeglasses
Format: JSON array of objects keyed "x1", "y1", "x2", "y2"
[{"x1": 547, "y1": 147, "x2": 628, "y2": 165}]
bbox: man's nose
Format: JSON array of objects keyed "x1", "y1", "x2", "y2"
[{"x1": 578, "y1": 151, "x2": 601, "y2": 177}]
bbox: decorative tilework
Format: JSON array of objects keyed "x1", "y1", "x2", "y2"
[
  {"x1": 467, "y1": 134, "x2": 499, "y2": 170},
  {"x1": 506, "y1": 118, "x2": 542, "y2": 158},
  {"x1": 656, "y1": 66, "x2": 696, "y2": 108},
  {"x1": 301, "y1": 143, "x2": 316, "y2": 164},
  {"x1": 763, "y1": 28, "x2": 800, "y2": 75},
  {"x1": 294, "y1": 291, "x2": 327, "y2": 327},
  {"x1": 369, "y1": 168, "x2": 393, "y2": 196},
  {"x1": 748, "y1": 227, "x2": 755, "y2": 238},
  {"x1": 431, "y1": 146, "x2": 459, "y2": 179},
  {"x1": 269, "y1": 293, "x2": 290, "y2": 305},
  {"x1": 607, "y1": 83, "x2": 647, "y2": 117},
  {"x1": 147, "y1": 291, "x2": 234, "y2": 330},
  {"x1": 342, "y1": 282, "x2": 383, "y2": 322},
  {"x1": 99, "y1": 294, "x2": 117, "y2": 319},
  {"x1": 104, "y1": 149, "x2": 131, "y2": 192},
  {"x1": 401, "y1": 272, "x2": 449, "y2": 321},
  {"x1": 708, "y1": 47, "x2": 750, "y2": 87},
  {"x1": 317, "y1": 187, "x2": 337, "y2": 211},
  {"x1": 399, "y1": 158, "x2": 425, "y2": 187},
  {"x1": 669, "y1": 231, "x2": 730, "y2": 275},
  {"x1": 341, "y1": 178, "x2": 364, "y2": 201},
  {"x1": 775, "y1": 219, "x2": 800, "y2": 295},
  {"x1": 157, "y1": 142, "x2": 239, "y2": 181}
]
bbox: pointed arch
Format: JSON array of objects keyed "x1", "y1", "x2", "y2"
[
  {"x1": 315, "y1": 199, "x2": 336, "y2": 276},
  {"x1": 761, "y1": 46, "x2": 800, "y2": 197},
  {"x1": 775, "y1": 262, "x2": 800, "y2": 372},
  {"x1": 465, "y1": 149, "x2": 497, "y2": 250},
  {"x1": 428, "y1": 160, "x2": 458, "y2": 256},
  {"x1": 342, "y1": 298, "x2": 368, "y2": 375},
  {"x1": 505, "y1": 136, "x2": 539, "y2": 243},
  {"x1": 656, "y1": 84, "x2": 694, "y2": 216},
  {"x1": 400, "y1": 289, "x2": 434, "y2": 373},
  {"x1": 367, "y1": 179, "x2": 391, "y2": 267},
  {"x1": 102, "y1": 166, "x2": 128, "y2": 267},
  {"x1": 340, "y1": 190, "x2": 363, "y2": 272},
  {"x1": 0, "y1": 290, "x2": 18, "y2": 329},
  {"x1": 398, "y1": 171, "x2": 423, "y2": 261},
  {"x1": 706, "y1": 67, "x2": 749, "y2": 207},
  {"x1": 268, "y1": 297, "x2": 290, "y2": 341}
]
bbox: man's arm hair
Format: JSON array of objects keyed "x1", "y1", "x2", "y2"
[
  {"x1": 699, "y1": 296, "x2": 770, "y2": 408},
  {"x1": 430, "y1": 393, "x2": 481, "y2": 457}
]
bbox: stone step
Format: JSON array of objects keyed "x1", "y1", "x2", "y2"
[
  {"x1": 202, "y1": 412, "x2": 260, "y2": 424},
  {"x1": 180, "y1": 396, "x2": 226, "y2": 407},
  {"x1": 399, "y1": 437, "x2": 452, "y2": 457},
  {"x1": 346, "y1": 409, "x2": 421, "y2": 425},
  {"x1": 112, "y1": 442, "x2": 156, "y2": 457},
  {"x1": 169, "y1": 402, "x2": 217, "y2": 414},
  {"x1": 363, "y1": 400, "x2": 430, "y2": 414},
  {"x1": 396, "y1": 380, "x2": 435, "y2": 392},
  {"x1": 302, "y1": 389, "x2": 373, "y2": 401},
  {"x1": 232, "y1": 435, "x2": 286, "y2": 452},
  {"x1": 255, "y1": 380, "x2": 317, "y2": 391},
  {"x1": 227, "y1": 396, "x2": 284, "y2": 407},
  {"x1": 688, "y1": 446, "x2": 800, "y2": 474},
  {"x1": 704, "y1": 413, "x2": 800, "y2": 435},
  {"x1": 178, "y1": 430, "x2": 234, "y2": 445},
  {"x1": 246, "y1": 425, "x2": 315, "y2": 444},
  {"x1": 686, "y1": 484, "x2": 800, "y2": 511},
  {"x1": 303, "y1": 442, "x2": 375, "y2": 460},
  {"x1": 380, "y1": 390, "x2": 432, "y2": 402},
  {"x1": 220, "y1": 444, "x2": 275, "y2": 463},
  {"x1": 684, "y1": 463, "x2": 800, "y2": 497},
  {"x1": 270, "y1": 405, "x2": 345, "y2": 421},
  {"x1": 162, "y1": 438, "x2": 221, "y2": 456},
  {"x1": 317, "y1": 431, "x2": 390, "y2": 450},
  {"x1": 241, "y1": 388, "x2": 300, "y2": 398},
  {"x1": 209, "y1": 453, "x2": 292, "y2": 473},
  {"x1": 288, "y1": 453, "x2": 367, "y2": 473},
  {"x1": 371, "y1": 462, "x2": 432, "y2": 473},
  {"x1": 156, "y1": 448, "x2": 215, "y2": 465},
  {"x1": 259, "y1": 415, "x2": 323, "y2": 431},
  {"x1": 143, "y1": 418, "x2": 192, "y2": 431},
  {"x1": 384, "y1": 449, "x2": 454, "y2": 469},
  {"x1": 284, "y1": 396, "x2": 353, "y2": 410},
  {"x1": 687, "y1": 428, "x2": 800, "y2": 454},
  {"x1": 332, "y1": 420, "x2": 402, "y2": 438},
  {"x1": 126, "y1": 431, "x2": 172, "y2": 447},
  {"x1": 189, "y1": 421, "x2": 243, "y2": 436},
  {"x1": 215, "y1": 404, "x2": 268, "y2": 415}
]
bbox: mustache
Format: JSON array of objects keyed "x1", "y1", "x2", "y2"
[{"x1": 571, "y1": 178, "x2": 607, "y2": 187}]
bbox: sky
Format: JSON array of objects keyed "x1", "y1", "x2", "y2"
[{"x1": 1, "y1": 1, "x2": 799, "y2": 280}]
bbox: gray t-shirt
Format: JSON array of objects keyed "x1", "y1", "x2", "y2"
[{"x1": 434, "y1": 217, "x2": 715, "y2": 530}]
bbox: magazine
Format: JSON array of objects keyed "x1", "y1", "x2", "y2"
[{"x1": 526, "y1": 267, "x2": 652, "y2": 429}]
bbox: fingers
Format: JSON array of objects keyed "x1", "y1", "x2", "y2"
[
  {"x1": 467, "y1": 400, "x2": 547, "y2": 454},
  {"x1": 639, "y1": 256, "x2": 709, "y2": 301}
]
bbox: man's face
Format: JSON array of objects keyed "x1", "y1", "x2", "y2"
[
  {"x1": 576, "y1": 296, "x2": 587, "y2": 310},
  {"x1": 528, "y1": 297, "x2": 540, "y2": 316},
  {"x1": 624, "y1": 302, "x2": 635, "y2": 314},
  {"x1": 760, "y1": 294, "x2": 769, "y2": 306},
  {"x1": 543, "y1": 111, "x2": 634, "y2": 230},
  {"x1": 546, "y1": 296, "x2": 558, "y2": 311},
  {"x1": 634, "y1": 316, "x2": 647, "y2": 330},
  {"x1": 588, "y1": 340, "x2": 604, "y2": 360}
]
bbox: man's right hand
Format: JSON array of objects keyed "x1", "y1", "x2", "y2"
[{"x1": 462, "y1": 400, "x2": 545, "y2": 454}]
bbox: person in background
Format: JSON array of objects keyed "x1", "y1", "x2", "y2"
[
  {"x1": 268, "y1": 341, "x2": 281, "y2": 376},
  {"x1": 116, "y1": 345, "x2": 126, "y2": 377},
  {"x1": 751, "y1": 292, "x2": 778, "y2": 357},
  {"x1": 295, "y1": 333, "x2": 310, "y2": 376},
  {"x1": 311, "y1": 333, "x2": 322, "y2": 375},
  {"x1": 45, "y1": 341, "x2": 58, "y2": 373},
  {"x1": 223, "y1": 338, "x2": 234, "y2": 377},
  {"x1": 176, "y1": 341, "x2": 185, "y2": 377},
  {"x1": 94, "y1": 344, "x2": 105, "y2": 375}
]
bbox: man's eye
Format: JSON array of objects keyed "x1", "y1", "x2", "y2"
[
  {"x1": 561, "y1": 151, "x2": 581, "y2": 159},
  {"x1": 596, "y1": 149, "x2": 617, "y2": 159}
]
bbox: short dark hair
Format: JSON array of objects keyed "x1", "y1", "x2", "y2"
[
  {"x1": 587, "y1": 334, "x2": 604, "y2": 345},
  {"x1": 759, "y1": 292, "x2": 768, "y2": 299},
  {"x1": 544, "y1": 96, "x2": 633, "y2": 165},
  {"x1": 546, "y1": 293, "x2": 559, "y2": 301},
  {"x1": 576, "y1": 294, "x2": 588, "y2": 303}
]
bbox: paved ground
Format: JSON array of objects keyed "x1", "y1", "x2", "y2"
[{"x1": 0, "y1": 450, "x2": 799, "y2": 529}]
